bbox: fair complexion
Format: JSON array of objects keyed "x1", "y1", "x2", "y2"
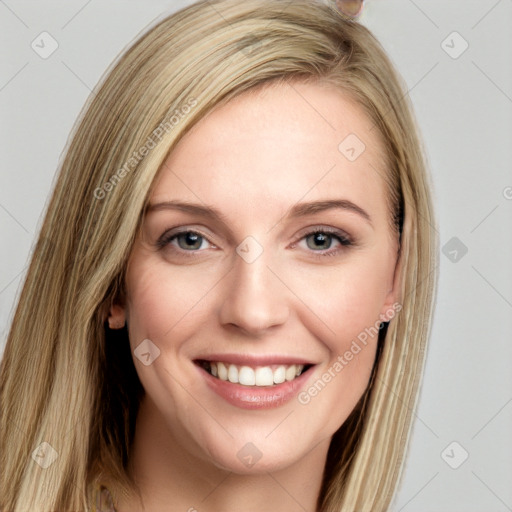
[{"x1": 108, "y1": 80, "x2": 400, "y2": 512}]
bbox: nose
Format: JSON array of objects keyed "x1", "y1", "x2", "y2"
[{"x1": 219, "y1": 246, "x2": 290, "y2": 336}]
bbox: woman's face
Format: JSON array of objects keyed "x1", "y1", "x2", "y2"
[{"x1": 118, "y1": 81, "x2": 400, "y2": 474}]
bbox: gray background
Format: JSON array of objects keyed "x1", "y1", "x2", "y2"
[{"x1": 1, "y1": 1, "x2": 511, "y2": 510}]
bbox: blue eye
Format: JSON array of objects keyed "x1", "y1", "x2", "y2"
[
  {"x1": 174, "y1": 232, "x2": 205, "y2": 250},
  {"x1": 156, "y1": 227, "x2": 353, "y2": 259},
  {"x1": 305, "y1": 231, "x2": 338, "y2": 250},
  {"x1": 157, "y1": 230, "x2": 211, "y2": 251},
  {"x1": 300, "y1": 229, "x2": 352, "y2": 257}
]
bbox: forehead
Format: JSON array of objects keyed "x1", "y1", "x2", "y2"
[{"x1": 151, "y1": 81, "x2": 389, "y2": 226}]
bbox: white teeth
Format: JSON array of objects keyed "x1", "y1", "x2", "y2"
[
  {"x1": 285, "y1": 365, "x2": 296, "y2": 381},
  {"x1": 228, "y1": 364, "x2": 239, "y2": 383},
  {"x1": 217, "y1": 362, "x2": 228, "y2": 381},
  {"x1": 239, "y1": 366, "x2": 256, "y2": 385},
  {"x1": 205, "y1": 361, "x2": 308, "y2": 387},
  {"x1": 273, "y1": 365, "x2": 286, "y2": 384},
  {"x1": 255, "y1": 367, "x2": 273, "y2": 386}
]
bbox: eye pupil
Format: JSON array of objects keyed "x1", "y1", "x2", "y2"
[
  {"x1": 178, "y1": 232, "x2": 202, "y2": 250},
  {"x1": 307, "y1": 232, "x2": 332, "y2": 250}
]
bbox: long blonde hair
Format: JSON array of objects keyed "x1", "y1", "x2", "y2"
[{"x1": 0, "y1": 1, "x2": 438, "y2": 510}]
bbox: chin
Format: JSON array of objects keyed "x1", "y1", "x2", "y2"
[{"x1": 204, "y1": 439, "x2": 300, "y2": 475}]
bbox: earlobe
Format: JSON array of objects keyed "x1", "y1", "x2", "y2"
[{"x1": 107, "y1": 304, "x2": 126, "y2": 330}]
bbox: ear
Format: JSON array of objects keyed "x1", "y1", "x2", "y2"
[
  {"x1": 379, "y1": 246, "x2": 403, "y2": 323},
  {"x1": 107, "y1": 303, "x2": 127, "y2": 330}
]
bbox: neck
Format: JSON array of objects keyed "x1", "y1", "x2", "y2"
[{"x1": 111, "y1": 395, "x2": 331, "y2": 512}]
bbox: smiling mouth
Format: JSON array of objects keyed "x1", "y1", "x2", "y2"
[{"x1": 195, "y1": 360, "x2": 314, "y2": 387}]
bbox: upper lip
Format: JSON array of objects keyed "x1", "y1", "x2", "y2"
[{"x1": 194, "y1": 353, "x2": 316, "y2": 366}]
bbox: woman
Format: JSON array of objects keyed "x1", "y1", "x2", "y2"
[{"x1": 0, "y1": 0, "x2": 438, "y2": 510}]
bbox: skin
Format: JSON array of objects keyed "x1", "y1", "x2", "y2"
[{"x1": 108, "y1": 80, "x2": 400, "y2": 512}]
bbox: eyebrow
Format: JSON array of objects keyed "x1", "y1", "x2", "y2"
[{"x1": 146, "y1": 199, "x2": 372, "y2": 226}]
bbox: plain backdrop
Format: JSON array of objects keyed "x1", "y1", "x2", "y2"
[{"x1": 1, "y1": 1, "x2": 511, "y2": 510}]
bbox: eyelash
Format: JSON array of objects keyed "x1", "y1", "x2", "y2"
[
  {"x1": 156, "y1": 227, "x2": 353, "y2": 259},
  {"x1": 293, "y1": 228, "x2": 353, "y2": 258}
]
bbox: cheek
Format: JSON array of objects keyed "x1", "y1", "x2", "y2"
[
  {"x1": 124, "y1": 256, "x2": 221, "y2": 345},
  {"x1": 289, "y1": 263, "x2": 389, "y2": 431},
  {"x1": 287, "y1": 254, "x2": 393, "y2": 410},
  {"x1": 292, "y1": 259, "x2": 392, "y2": 347}
]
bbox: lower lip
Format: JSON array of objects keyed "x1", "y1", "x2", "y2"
[{"x1": 196, "y1": 364, "x2": 315, "y2": 410}]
